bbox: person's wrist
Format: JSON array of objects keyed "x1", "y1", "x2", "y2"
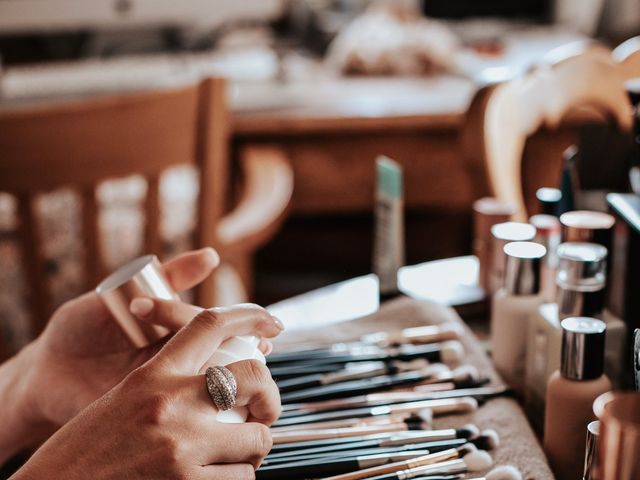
[
  {"x1": 15, "y1": 340, "x2": 48, "y2": 426},
  {"x1": 0, "y1": 340, "x2": 55, "y2": 465}
]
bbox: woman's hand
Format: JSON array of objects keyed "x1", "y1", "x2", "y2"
[
  {"x1": 13, "y1": 306, "x2": 284, "y2": 480},
  {"x1": 25, "y1": 248, "x2": 221, "y2": 427}
]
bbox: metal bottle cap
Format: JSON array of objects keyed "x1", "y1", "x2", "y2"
[
  {"x1": 560, "y1": 210, "x2": 615, "y2": 246},
  {"x1": 489, "y1": 222, "x2": 537, "y2": 294},
  {"x1": 503, "y1": 241, "x2": 546, "y2": 295},
  {"x1": 491, "y1": 221, "x2": 537, "y2": 242},
  {"x1": 560, "y1": 317, "x2": 606, "y2": 380},
  {"x1": 536, "y1": 187, "x2": 562, "y2": 216},
  {"x1": 556, "y1": 242, "x2": 607, "y2": 291},
  {"x1": 583, "y1": 420, "x2": 600, "y2": 480}
]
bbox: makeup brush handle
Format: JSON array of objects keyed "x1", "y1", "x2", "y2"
[{"x1": 277, "y1": 374, "x2": 324, "y2": 392}]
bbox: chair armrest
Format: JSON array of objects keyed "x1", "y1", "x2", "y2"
[{"x1": 217, "y1": 145, "x2": 293, "y2": 254}]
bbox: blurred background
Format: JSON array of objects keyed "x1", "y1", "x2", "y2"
[{"x1": 1, "y1": 0, "x2": 639, "y2": 351}]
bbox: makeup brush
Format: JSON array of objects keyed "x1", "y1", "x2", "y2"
[
  {"x1": 270, "y1": 411, "x2": 430, "y2": 433},
  {"x1": 268, "y1": 432, "x2": 500, "y2": 464},
  {"x1": 268, "y1": 433, "x2": 500, "y2": 466},
  {"x1": 271, "y1": 420, "x2": 431, "y2": 445},
  {"x1": 474, "y1": 429, "x2": 500, "y2": 451},
  {"x1": 268, "y1": 341, "x2": 465, "y2": 367},
  {"x1": 276, "y1": 359, "x2": 437, "y2": 393},
  {"x1": 359, "y1": 450, "x2": 493, "y2": 480},
  {"x1": 274, "y1": 397, "x2": 478, "y2": 427},
  {"x1": 361, "y1": 322, "x2": 464, "y2": 347},
  {"x1": 279, "y1": 386, "x2": 508, "y2": 418},
  {"x1": 320, "y1": 447, "x2": 487, "y2": 480},
  {"x1": 255, "y1": 450, "x2": 433, "y2": 480},
  {"x1": 263, "y1": 441, "x2": 477, "y2": 466},
  {"x1": 269, "y1": 424, "x2": 480, "y2": 454},
  {"x1": 385, "y1": 366, "x2": 485, "y2": 394},
  {"x1": 375, "y1": 477, "x2": 462, "y2": 480},
  {"x1": 270, "y1": 362, "x2": 360, "y2": 379},
  {"x1": 280, "y1": 368, "x2": 457, "y2": 404},
  {"x1": 466, "y1": 465, "x2": 523, "y2": 480}
]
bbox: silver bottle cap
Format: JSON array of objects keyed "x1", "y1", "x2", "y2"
[
  {"x1": 491, "y1": 221, "x2": 537, "y2": 242},
  {"x1": 583, "y1": 420, "x2": 600, "y2": 480},
  {"x1": 560, "y1": 317, "x2": 606, "y2": 381},
  {"x1": 556, "y1": 242, "x2": 607, "y2": 291},
  {"x1": 560, "y1": 210, "x2": 615, "y2": 244},
  {"x1": 503, "y1": 241, "x2": 546, "y2": 295}
]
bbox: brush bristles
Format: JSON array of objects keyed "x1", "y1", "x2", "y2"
[
  {"x1": 457, "y1": 442, "x2": 478, "y2": 456},
  {"x1": 464, "y1": 450, "x2": 493, "y2": 472},
  {"x1": 459, "y1": 424, "x2": 480, "y2": 439},
  {"x1": 452, "y1": 365, "x2": 480, "y2": 382},
  {"x1": 480, "y1": 429, "x2": 500, "y2": 449},
  {"x1": 485, "y1": 465, "x2": 523, "y2": 480},
  {"x1": 441, "y1": 341, "x2": 464, "y2": 365}
]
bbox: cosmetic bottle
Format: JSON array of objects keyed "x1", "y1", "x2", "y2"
[
  {"x1": 560, "y1": 210, "x2": 615, "y2": 264},
  {"x1": 607, "y1": 193, "x2": 640, "y2": 388},
  {"x1": 472, "y1": 197, "x2": 516, "y2": 292},
  {"x1": 490, "y1": 241, "x2": 545, "y2": 395},
  {"x1": 536, "y1": 187, "x2": 563, "y2": 217},
  {"x1": 97, "y1": 255, "x2": 265, "y2": 423},
  {"x1": 373, "y1": 156, "x2": 405, "y2": 302},
  {"x1": 559, "y1": 145, "x2": 579, "y2": 213},
  {"x1": 488, "y1": 222, "x2": 536, "y2": 295},
  {"x1": 530, "y1": 214, "x2": 561, "y2": 303},
  {"x1": 582, "y1": 420, "x2": 599, "y2": 480},
  {"x1": 524, "y1": 242, "x2": 625, "y2": 429},
  {"x1": 593, "y1": 391, "x2": 640, "y2": 480},
  {"x1": 544, "y1": 317, "x2": 611, "y2": 480},
  {"x1": 625, "y1": 77, "x2": 640, "y2": 195}
]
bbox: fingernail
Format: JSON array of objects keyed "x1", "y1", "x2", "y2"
[
  {"x1": 272, "y1": 316, "x2": 285, "y2": 331},
  {"x1": 202, "y1": 247, "x2": 220, "y2": 264},
  {"x1": 130, "y1": 298, "x2": 154, "y2": 318}
]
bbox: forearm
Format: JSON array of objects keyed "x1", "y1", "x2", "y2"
[{"x1": 0, "y1": 341, "x2": 53, "y2": 465}]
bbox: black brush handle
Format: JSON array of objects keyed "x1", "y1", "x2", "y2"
[
  {"x1": 280, "y1": 371, "x2": 425, "y2": 403},
  {"x1": 256, "y1": 458, "x2": 359, "y2": 480}
]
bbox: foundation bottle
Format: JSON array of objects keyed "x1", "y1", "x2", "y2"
[
  {"x1": 524, "y1": 242, "x2": 608, "y2": 431},
  {"x1": 491, "y1": 241, "x2": 545, "y2": 395},
  {"x1": 544, "y1": 317, "x2": 611, "y2": 480}
]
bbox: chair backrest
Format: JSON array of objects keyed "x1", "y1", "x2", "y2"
[
  {"x1": 0, "y1": 77, "x2": 229, "y2": 332},
  {"x1": 463, "y1": 44, "x2": 632, "y2": 220}
]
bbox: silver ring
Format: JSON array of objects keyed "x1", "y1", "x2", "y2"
[{"x1": 205, "y1": 366, "x2": 238, "y2": 411}]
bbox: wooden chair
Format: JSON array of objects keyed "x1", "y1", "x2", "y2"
[
  {"x1": 462, "y1": 43, "x2": 632, "y2": 220},
  {"x1": 0, "y1": 77, "x2": 293, "y2": 340}
]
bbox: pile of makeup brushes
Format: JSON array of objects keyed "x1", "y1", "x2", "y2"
[{"x1": 259, "y1": 322, "x2": 522, "y2": 480}]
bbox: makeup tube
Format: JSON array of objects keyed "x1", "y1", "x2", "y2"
[{"x1": 373, "y1": 156, "x2": 405, "y2": 302}]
